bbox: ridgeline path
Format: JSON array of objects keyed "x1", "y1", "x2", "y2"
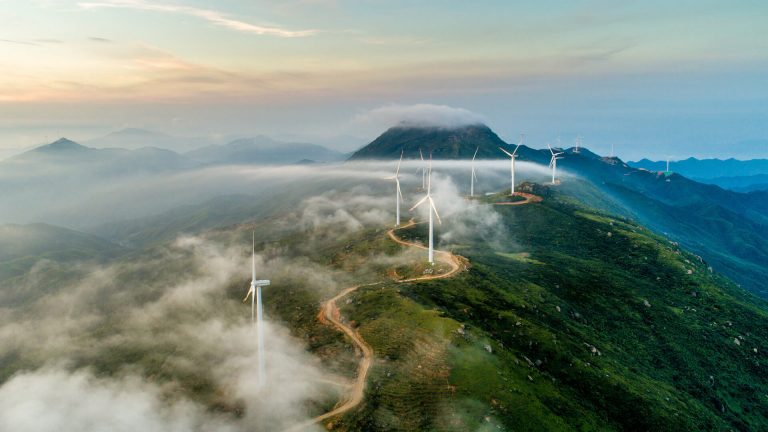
[
  {"x1": 289, "y1": 193, "x2": 541, "y2": 431},
  {"x1": 492, "y1": 191, "x2": 543, "y2": 206}
]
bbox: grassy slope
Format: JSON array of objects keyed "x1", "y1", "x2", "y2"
[
  {"x1": 325, "y1": 192, "x2": 768, "y2": 431},
  {"x1": 0, "y1": 223, "x2": 124, "y2": 287},
  {"x1": 3, "y1": 183, "x2": 766, "y2": 431}
]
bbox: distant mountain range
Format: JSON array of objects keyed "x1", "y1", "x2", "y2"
[
  {"x1": 186, "y1": 135, "x2": 346, "y2": 165},
  {"x1": 4, "y1": 135, "x2": 345, "y2": 176},
  {"x1": 4, "y1": 138, "x2": 197, "y2": 179},
  {"x1": 629, "y1": 157, "x2": 768, "y2": 192},
  {"x1": 352, "y1": 124, "x2": 768, "y2": 297},
  {"x1": 84, "y1": 128, "x2": 216, "y2": 153},
  {"x1": 0, "y1": 136, "x2": 348, "y2": 229}
]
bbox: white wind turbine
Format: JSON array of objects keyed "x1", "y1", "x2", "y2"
[
  {"x1": 410, "y1": 155, "x2": 442, "y2": 264},
  {"x1": 385, "y1": 150, "x2": 405, "y2": 225},
  {"x1": 415, "y1": 148, "x2": 427, "y2": 190},
  {"x1": 470, "y1": 146, "x2": 479, "y2": 197},
  {"x1": 548, "y1": 143, "x2": 564, "y2": 184},
  {"x1": 497, "y1": 133, "x2": 523, "y2": 196},
  {"x1": 243, "y1": 232, "x2": 271, "y2": 387},
  {"x1": 574, "y1": 135, "x2": 582, "y2": 153}
]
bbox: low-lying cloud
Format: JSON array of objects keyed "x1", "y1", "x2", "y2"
[
  {"x1": 0, "y1": 235, "x2": 335, "y2": 431},
  {"x1": 0, "y1": 368, "x2": 235, "y2": 432},
  {"x1": 352, "y1": 103, "x2": 486, "y2": 130}
]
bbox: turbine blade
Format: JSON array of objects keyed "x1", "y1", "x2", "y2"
[
  {"x1": 512, "y1": 143, "x2": 521, "y2": 156},
  {"x1": 429, "y1": 197, "x2": 442, "y2": 224},
  {"x1": 243, "y1": 286, "x2": 254, "y2": 303},
  {"x1": 419, "y1": 148, "x2": 424, "y2": 161},
  {"x1": 410, "y1": 195, "x2": 428, "y2": 211},
  {"x1": 427, "y1": 153, "x2": 433, "y2": 194},
  {"x1": 397, "y1": 180, "x2": 404, "y2": 202},
  {"x1": 472, "y1": 146, "x2": 479, "y2": 161},
  {"x1": 395, "y1": 150, "x2": 403, "y2": 176},
  {"x1": 548, "y1": 143, "x2": 554, "y2": 155},
  {"x1": 498, "y1": 147, "x2": 514, "y2": 158}
]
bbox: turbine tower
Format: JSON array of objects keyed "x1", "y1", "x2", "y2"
[
  {"x1": 410, "y1": 155, "x2": 442, "y2": 264},
  {"x1": 499, "y1": 144, "x2": 520, "y2": 196},
  {"x1": 243, "y1": 232, "x2": 271, "y2": 387},
  {"x1": 385, "y1": 150, "x2": 404, "y2": 225},
  {"x1": 548, "y1": 143, "x2": 565, "y2": 184},
  {"x1": 416, "y1": 148, "x2": 427, "y2": 190},
  {"x1": 574, "y1": 135, "x2": 582, "y2": 153},
  {"x1": 666, "y1": 157, "x2": 670, "y2": 173},
  {"x1": 470, "y1": 146, "x2": 479, "y2": 197}
]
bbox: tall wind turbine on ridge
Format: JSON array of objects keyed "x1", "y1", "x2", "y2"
[
  {"x1": 548, "y1": 143, "x2": 564, "y2": 184},
  {"x1": 410, "y1": 154, "x2": 442, "y2": 264},
  {"x1": 243, "y1": 232, "x2": 271, "y2": 387},
  {"x1": 385, "y1": 150, "x2": 404, "y2": 225},
  {"x1": 498, "y1": 134, "x2": 523, "y2": 196},
  {"x1": 470, "y1": 146, "x2": 479, "y2": 197}
]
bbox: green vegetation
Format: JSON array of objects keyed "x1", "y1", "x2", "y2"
[
  {"x1": 319, "y1": 191, "x2": 768, "y2": 431},
  {"x1": 2, "y1": 175, "x2": 767, "y2": 431}
]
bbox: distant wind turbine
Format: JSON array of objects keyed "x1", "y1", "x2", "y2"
[
  {"x1": 410, "y1": 154, "x2": 441, "y2": 264},
  {"x1": 574, "y1": 135, "x2": 582, "y2": 153},
  {"x1": 243, "y1": 231, "x2": 271, "y2": 387},
  {"x1": 548, "y1": 143, "x2": 564, "y2": 184},
  {"x1": 385, "y1": 150, "x2": 405, "y2": 225},
  {"x1": 415, "y1": 148, "x2": 427, "y2": 190},
  {"x1": 470, "y1": 146, "x2": 479, "y2": 197}
]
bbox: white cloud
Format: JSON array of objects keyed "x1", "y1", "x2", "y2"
[
  {"x1": 352, "y1": 104, "x2": 486, "y2": 130},
  {"x1": 78, "y1": 0, "x2": 316, "y2": 38},
  {"x1": 0, "y1": 368, "x2": 235, "y2": 432}
]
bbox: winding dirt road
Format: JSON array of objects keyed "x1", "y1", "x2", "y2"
[
  {"x1": 309, "y1": 283, "x2": 379, "y2": 426},
  {"x1": 289, "y1": 222, "x2": 464, "y2": 431},
  {"x1": 291, "y1": 193, "x2": 541, "y2": 431},
  {"x1": 492, "y1": 191, "x2": 543, "y2": 206}
]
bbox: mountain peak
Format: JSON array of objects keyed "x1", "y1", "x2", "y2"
[
  {"x1": 349, "y1": 123, "x2": 506, "y2": 160},
  {"x1": 34, "y1": 138, "x2": 89, "y2": 153},
  {"x1": 391, "y1": 120, "x2": 487, "y2": 131}
]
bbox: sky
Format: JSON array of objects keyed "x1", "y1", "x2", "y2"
[{"x1": 0, "y1": 0, "x2": 767, "y2": 160}]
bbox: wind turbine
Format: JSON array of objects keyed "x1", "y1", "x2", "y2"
[
  {"x1": 548, "y1": 143, "x2": 564, "y2": 184},
  {"x1": 498, "y1": 137, "x2": 522, "y2": 196},
  {"x1": 385, "y1": 150, "x2": 404, "y2": 225},
  {"x1": 470, "y1": 146, "x2": 479, "y2": 197},
  {"x1": 243, "y1": 231, "x2": 271, "y2": 387},
  {"x1": 415, "y1": 148, "x2": 427, "y2": 190},
  {"x1": 574, "y1": 135, "x2": 582, "y2": 153},
  {"x1": 666, "y1": 157, "x2": 670, "y2": 173},
  {"x1": 410, "y1": 155, "x2": 441, "y2": 264}
]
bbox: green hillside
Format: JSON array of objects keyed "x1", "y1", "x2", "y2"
[
  {"x1": 309, "y1": 187, "x2": 768, "y2": 431},
  {"x1": 2, "y1": 181, "x2": 766, "y2": 431}
]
